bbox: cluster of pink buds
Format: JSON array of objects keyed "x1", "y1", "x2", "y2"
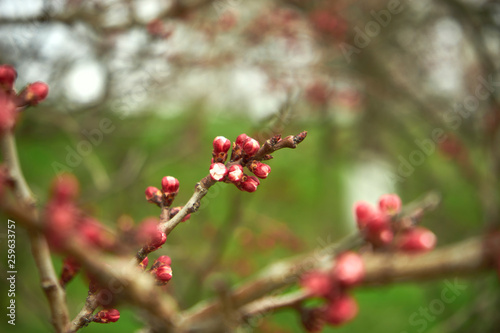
[
  {"x1": 208, "y1": 134, "x2": 273, "y2": 192},
  {"x1": 145, "y1": 176, "x2": 191, "y2": 221},
  {"x1": 0, "y1": 64, "x2": 49, "y2": 134},
  {"x1": 92, "y1": 308, "x2": 120, "y2": 323},
  {"x1": 300, "y1": 251, "x2": 364, "y2": 330},
  {"x1": 45, "y1": 174, "x2": 113, "y2": 252},
  {"x1": 354, "y1": 194, "x2": 437, "y2": 252},
  {"x1": 149, "y1": 255, "x2": 173, "y2": 285}
]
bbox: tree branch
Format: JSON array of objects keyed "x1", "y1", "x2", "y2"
[{"x1": 1, "y1": 131, "x2": 70, "y2": 332}]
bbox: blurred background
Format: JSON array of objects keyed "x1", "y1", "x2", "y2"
[{"x1": 0, "y1": 0, "x2": 499, "y2": 332}]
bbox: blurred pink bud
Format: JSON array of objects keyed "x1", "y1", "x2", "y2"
[
  {"x1": 242, "y1": 137, "x2": 260, "y2": 157},
  {"x1": 237, "y1": 175, "x2": 260, "y2": 192},
  {"x1": 0, "y1": 65, "x2": 17, "y2": 91},
  {"x1": 137, "y1": 218, "x2": 166, "y2": 251},
  {"x1": 333, "y1": 251, "x2": 365, "y2": 287},
  {"x1": 19, "y1": 81, "x2": 49, "y2": 106},
  {"x1": 397, "y1": 227, "x2": 436, "y2": 253},
  {"x1": 93, "y1": 309, "x2": 120, "y2": 323},
  {"x1": 365, "y1": 211, "x2": 391, "y2": 233},
  {"x1": 353, "y1": 201, "x2": 375, "y2": 230},
  {"x1": 156, "y1": 265, "x2": 173, "y2": 282},
  {"x1": 213, "y1": 136, "x2": 231, "y2": 154},
  {"x1": 60, "y1": 256, "x2": 81, "y2": 287},
  {"x1": 51, "y1": 174, "x2": 79, "y2": 203},
  {"x1": 209, "y1": 162, "x2": 228, "y2": 181},
  {"x1": 301, "y1": 271, "x2": 333, "y2": 298},
  {"x1": 161, "y1": 176, "x2": 179, "y2": 194},
  {"x1": 324, "y1": 293, "x2": 358, "y2": 326},
  {"x1": 366, "y1": 226, "x2": 394, "y2": 248},
  {"x1": 378, "y1": 194, "x2": 402, "y2": 215},
  {"x1": 228, "y1": 164, "x2": 244, "y2": 182}
]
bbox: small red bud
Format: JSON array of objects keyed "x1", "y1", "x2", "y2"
[
  {"x1": 353, "y1": 201, "x2": 375, "y2": 230},
  {"x1": 145, "y1": 186, "x2": 162, "y2": 204},
  {"x1": 333, "y1": 251, "x2": 365, "y2": 287},
  {"x1": 19, "y1": 81, "x2": 49, "y2": 106},
  {"x1": 366, "y1": 226, "x2": 394, "y2": 248},
  {"x1": 155, "y1": 265, "x2": 173, "y2": 282},
  {"x1": 235, "y1": 133, "x2": 249, "y2": 146},
  {"x1": 242, "y1": 137, "x2": 260, "y2": 157},
  {"x1": 0, "y1": 65, "x2": 17, "y2": 91},
  {"x1": 209, "y1": 162, "x2": 228, "y2": 181},
  {"x1": 161, "y1": 176, "x2": 179, "y2": 194},
  {"x1": 301, "y1": 271, "x2": 333, "y2": 298},
  {"x1": 378, "y1": 194, "x2": 402, "y2": 215},
  {"x1": 137, "y1": 218, "x2": 167, "y2": 251},
  {"x1": 365, "y1": 211, "x2": 391, "y2": 233},
  {"x1": 397, "y1": 227, "x2": 436, "y2": 253},
  {"x1": 93, "y1": 309, "x2": 120, "y2": 323},
  {"x1": 228, "y1": 164, "x2": 244, "y2": 182},
  {"x1": 250, "y1": 161, "x2": 271, "y2": 179},
  {"x1": 213, "y1": 136, "x2": 231, "y2": 153},
  {"x1": 155, "y1": 255, "x2": 172, "y2": 266},
  {"x1": 324, "y1": 293, "x2": 359, "y2": 326},
  {"x1": 237, "y1": 175, "x2": 260, "y2": 192}
]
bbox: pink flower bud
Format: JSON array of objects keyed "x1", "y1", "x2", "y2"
[
  {"x1": 242, "y1": 137, "x2": 260, "y2": 157},
  {"x1": 228, "y1": 164, "x2": 244, "y2": 182},
  {"x1": 45, "y1": 201, "x2": 78, "y2": 251},
  {"x1": 155, "y1": 255, "x2": 172, "y2": 266},
  {"x1": 250, "y1": 161, "x2": 271, "y2": 179},
  {"x1": 161, "y1": 176, "x2": 179, "y2": 194},
  {"x1": 213, "y1": 136, "x2": 231, "y2": 154},
  {"x1": 333, "y1": 252, "x2": 365, "y2": 287},
  {"x1": 156, "y1": 265, "x2": 173, "y2": 282},
  {"x1": 0, "y1": 65, "x2": 17, "y2": 91},
  {"x1": 235, "y1": 133, "x2": 249, "y2": 146},
  {"x1": 145, "y1": 186, "x2": 162, "y2": 204},
  {"x1": 353, "y1": 201, "x2": 375, "y2": 230},
  {"x1": 324, "y1": 294, "x2": 358, "y2": 326},
  {"x1": 51, "y1": 174, "x2": 79, "y2": 203},
  {"x1": 237, "y1": 175, "x2": 260, "y2": 192},
  {"x1": 137, "y1": 218, "x2": 167, "y2": 251},
  {"x1": 209, "y1": 162, "x2": 228, "y2": 181},
  {"x1": 301, "y1": 271, "x2": 333, "y2": 298},
  {"x1": 378, "y1": 194, "x2": 402, "y2": 215},
  {"x1": 19, "y1": 81, "x2": 49, "y2": 106},
  {"x1": 397, "y1": 227, "x2": 436, "y2": 253},
  {"x1": 139, "y1": 257, "x2": 149, "y2": 270},
  {"x1": 93, "y1": 309, "x2": 120, "y2": 323},
  {"x1": 78, "y1": 218, "x2": 107, "y2": 248},
  {"x1": 0, "y1": 91, "x2": 17, "y2": 133}
]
